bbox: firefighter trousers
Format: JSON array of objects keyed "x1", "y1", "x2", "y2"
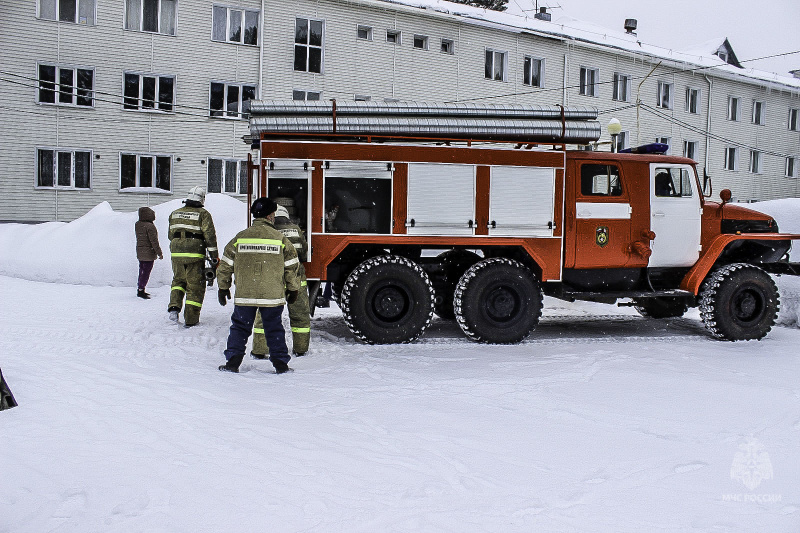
[
  {"x1": 252, "y1": 280, "x2": 310, "y2": 355},
  {"x1": 169, "y1": 260, "x2": 206, "y2": 326}
]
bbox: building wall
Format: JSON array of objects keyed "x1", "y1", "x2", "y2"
[{"x1": 1, "y1": 0, "x2": 798, "y2": 222}]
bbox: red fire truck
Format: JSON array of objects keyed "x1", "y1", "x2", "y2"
[{"x1": 246, "y1": 101, "x2": 800, "y2": 344}]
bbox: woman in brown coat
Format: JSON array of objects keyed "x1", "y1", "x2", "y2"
[{"x1": 135, "y1": 207, "x2": 163, "y2": 299}]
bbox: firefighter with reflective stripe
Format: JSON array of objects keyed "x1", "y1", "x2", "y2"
[
  {"x1": 217, "y1": 197, "x2": 301, "y2": 374},
  {"x1": 252, "y1": 204, "x2": 311, "y2": 358},
  {"x1": 167, "y1": 186, "x2": 219, "y2": 327}
]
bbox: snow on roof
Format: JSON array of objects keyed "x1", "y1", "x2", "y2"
[{"x1": 371, "y1": 0, "x2": 800, "y2": 91}]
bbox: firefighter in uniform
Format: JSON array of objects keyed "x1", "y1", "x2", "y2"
[
  {"x1": 217, "y1": 198, "x2": 301, "y2": 374},
  {"x1": 251, "y1": 204, "x2": 311, "y2": 358},
  {"x1": 167, "y1": 186, "x2": 218, "y2": 327}
]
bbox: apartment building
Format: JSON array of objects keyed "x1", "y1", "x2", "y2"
[{"x1": 1, "y1": 0, "x2": 798, "y2": 221}]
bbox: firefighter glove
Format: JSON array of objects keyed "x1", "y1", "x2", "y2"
[
  {"x1": 286, "y1": 290, "x2": 299, "y2": 305},
  {"x1": 218, "y1": 288, "x2": 231, "y2": 306}
]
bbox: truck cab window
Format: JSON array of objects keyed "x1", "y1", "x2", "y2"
[
  {"x1": 654, "y1": 167, "x2": 693, "y2": 198},
  {"x1": 580, "y1": 164, "x2": 622, "y2": 196}
]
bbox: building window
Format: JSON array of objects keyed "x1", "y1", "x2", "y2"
[
  {"x1": 294, "y1": 17, "x2": 323, "y2": 73},
  {"x1": 441, "y1": 39, "x2": 454, "y2": 54},
  {"x1": 749, "y1": 150, "x2": 762, "y2": 173},
  {"x1": 786, "y1": 156, "x2": 797, "y2": 178},
  {"x1": 37, "y1": 64, "x2": 93, "y2": 107},
  {"x1": 655, "y1": 137, "x2": 671, "y2": 154},
  {"x1": 39, "y1": 0, "x2": 95, "y2": 24},
  {"x1": 120, "y1": 152, "x2": 171, "y2": 191},
  {"x1": 523, "y1": 56, "x2": 544, "y2": 87},
  {"x1": 357, "y1": 25, "x2": 372, "y2": 40},
  {"x1": 212, "y1": 6, "x2": 259, "y2": 45},
  {"x1": 727, "y1": 96, "x2": 740, "y2": 121},
  {"x1": 354, "y1": 94, "x2": 371, "y2": 101},
  {"x1": 685, "y1": 87, "x2": 700, "y2": 114},
  {"x1": 485, "y1": 49, "x2": 507, "y2": 81},
  {"x1": 209, "y1": 82, "x2": 256, "y2": 119},
  {"x1": 724, "y1": 147, "x2": 738, "y2": 170},
  {"x1": 789, "y1": 108, "x2": 799, "y2": 131},
  {"x1": 123, "y1": 72, "x2": 174, "y2": 111},
  {"x1": 413, "y1": 35, "x2": 428, "y2": 50},
  {"x1": 386, "y1": 29, "x2": 401, "y2": 44},
  {"x1": 615, "y1": 131, "x2": 629, "y2": 152},
  {"x1": 683, "y1": 140, "x2": 699, "y2": 161},
  {"x1": 36, "y1": 148, "x2": 91, "y2": 189},
  {"x1": 657, "y1": 81, "x2": 673, "y2": 109},
  {"x1": 579, "y1": 67, "x2": 598, "y2": 97},
  {"x1": 292, "y1": 89, "x2": 320, "y2": 101},
  {"x1": 208, "y1": 158, "x2": 247, "y2": 195},
  {"x1": 124, "y1": 0, "x2": 177, "y2": 35},
  {"x1": 612, "y1": 72, "x2": 630, "y2": 102},
  {"x1": 752, "y1": 101, "x2": 765, "y2": 125}
]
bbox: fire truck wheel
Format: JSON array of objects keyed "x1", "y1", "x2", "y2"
[
  {"x1": 699, "y1": 263, "x2": 779, "y2": 341},
  {"x1": 340, "y1": 255, "x2": 435, "y2": 344},
  {"x1": 633, "y1": 297, "x2": 689, "y2": 318},
  {"x1": 433, "y1": 249, "x2": 481, "y2": 320},
  {"x1": 453, "y1": 258, "x2": 543, "y2": 344}
]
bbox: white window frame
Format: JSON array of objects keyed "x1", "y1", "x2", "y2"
[
  {"x1": 579, "y1": 66, "x2": 598, "y2": 97},
  {"x1": 657, "y1": 81, "x2": 673, "y2": 109},
  {"x1": 655, "y1": 137, "x2": 672, "y2": 154},
  {"x1": 212, "y1": 5, "x2": 259, "y2": 46},
  {"x1": 523, "y1": 56, "x2": 544, "y2": 88},
  {"x1": 209, "y1": 81, "x2": 257, "y2": 119},
  {"x1": 386, "y1": 29, "x2": 401, "y2": 44},
  {"x1": 124, "y1": 0, "x2": 177, "y2": 36},
  {"x1": 683, "y1": 140, "x2": 699, "y2": 161},
  {"x1": 441, "y1": 38, "x2": 454, "y2": 54},
  {"x1": 292, "y1": 89, "x2": 321, "y2": 101},
  {"x1": 724, "y1": 147, "x2": 738, "y2": 171},
  {"x1": 615, "y1": 131, "x2": 629, "y2": 152},
  {"x1": 38, "y1": 0, "x2": 96, "y2": 24},
  {"x1": 485, "y1": 49, "x2": 508, "y2": 82},
  {"x1": 727, "y1": 96, "x2": 741, "y2": 121},
  {"x1": 207, "y1": 158, "x2": 248, "y2": 195},
  {"x1": 357, "y1": 25, "x2": 372, "y2": 41},
  {"x1": 789, "y1": 108, "x2": 799, "y2": 131},
  {"x1": 685, "y1": 87, "x2": 700, "y2": 114},
  {"x1": 413, "y1": 34, "x2": 429, "y2": 50},
  {"x1": 785, "y1": 156, "x2": 797, "y2": 178},
  {"x1": 123, "y1": 71, "x2": 175, "y2": 112},
  {"x1": 752, "y1": 100, "x2": 765, "y2": 125},
  {"x1": 749, "y1": 150, "x2": 762, "y2": 174},
  {"x1": 294, "y1": 17, "x2": 324, "y2": 73},
  {"x1": 612, "y1": 72, "x2": 630, "y2": 102},
  {"x1": 119, "y1": 152, "x2": 173, "y2": 192},
  {"x1": 35, "y1": 147, "x2": 92, "y2": 189},
  {"x1": 37, "y1": 63, "x2": 94, "y2": 108}
]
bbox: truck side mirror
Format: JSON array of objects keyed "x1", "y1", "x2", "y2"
[{"x1": 719, "y1": 189, "x2": 732, "y2": 205}]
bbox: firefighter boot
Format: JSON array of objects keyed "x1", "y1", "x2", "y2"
[{"x1": 219, "y1": 353, "x2": 244, "y2": 373}]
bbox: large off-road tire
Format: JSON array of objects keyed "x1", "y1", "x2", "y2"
[
  {"x1": 432, "y1": 249, "x2": 481, "y2": 320},
  {"x1": 699, "y1": 263, "x2": 779, "y2": 341},
  {"x1": 633, "y1": 297, "x2": 689, "y2": 319},
  {"x1": 454, "y1": 258, "x2": 543, "y2": 344},
  {"x1": 340, "y1": 255, "x2": 434, "y2": 344}
]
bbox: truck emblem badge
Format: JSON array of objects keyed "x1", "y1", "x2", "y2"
[{"x1": 596, "y1": 226, "x2": 609, "y2": 247}]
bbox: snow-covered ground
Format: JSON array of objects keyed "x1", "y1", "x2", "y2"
[{"x1": 1, "y1": 196, "x2": 800, "y2": 532}]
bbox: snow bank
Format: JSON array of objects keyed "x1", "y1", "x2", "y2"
[{"x1": 0, "y1": 194, "x2": 247, "y2": 288}]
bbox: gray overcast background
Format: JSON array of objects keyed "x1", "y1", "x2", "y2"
[{"x1": 506, "y1": 0, "x2": 800, "y2": 76}]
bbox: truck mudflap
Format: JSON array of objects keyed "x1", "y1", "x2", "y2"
[{"x1": 680, "y1": 233, "x2": 800, "y2": 294}]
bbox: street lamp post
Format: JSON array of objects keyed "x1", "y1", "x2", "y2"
[{"x1": 608, "y1": 118, "x2": 622, "y2": 153}]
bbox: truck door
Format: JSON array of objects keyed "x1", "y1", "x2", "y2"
[
  {"x1": 266, "y1": 159, "x2": 312, "y2": 260},
  {"x1": 406, "y1": 163, "x2": 475, "y2": 235},
  {"x1": 648, "y1": 164, "x2": 701, "y2": 267},
  {"x1": 571, "y1": 161, "x2": 632, "y2": 268},
  {"x1": 488, "y1": 166, "x2": 555, "y2": 237}
]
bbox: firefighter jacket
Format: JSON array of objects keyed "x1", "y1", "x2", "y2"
[
  {"x1": 168, "y1": 204, "x2": 218, "y2": 264},
  {"x1": 274, "y1": 216, "x2": 308, "y2": 263},
  {"x1": 217, "y1": 219, "x2": 301, "y2": 307}
]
